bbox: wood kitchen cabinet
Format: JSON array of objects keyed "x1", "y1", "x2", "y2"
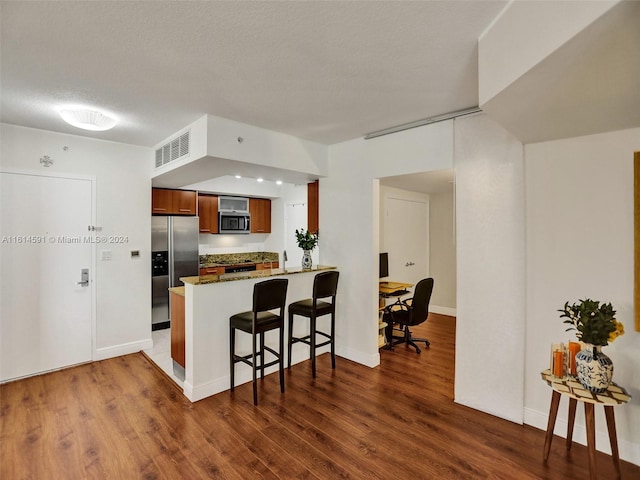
[
  {"x1": 199, "y1": 266, "x2": 225, "y2": 276},
  {"x1": 249, "y1": 198, "x2": 271, "y2": 233},
  {"x1": 308, "y1": 180, "x2": 319, "y2": 234},
  {"x1": 170, "y1": 290, "x2": 185, "y2": 369},
  {"x1": 256, "y1": 261, "x2": 279, "y2": 270},
  {"x1": 151, "y1": 188, "x2": 173, "y2": 214},
  {"x1": 197, "y1": 194, "x2": 219, "y2": 233},
  {"x1": 173, "y1": 190, "x2": 197, "y2": 215},
  {"x1": 152, "y1": 188, "x2": 197, "y2": 215}
]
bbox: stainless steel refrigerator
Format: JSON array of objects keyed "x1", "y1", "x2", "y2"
[{"x1": 151, "y1": 216, "x2": 199, "y2": 329}]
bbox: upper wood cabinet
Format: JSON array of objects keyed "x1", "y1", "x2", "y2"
[
  {"x1": 197, "y1": 194, "x2": 219, "y2": 233},
  {"x1": 152, "y1": 188, "x2": 197, "y2": 215},
  {"x1": 151, "y1": 188, "x2": 173, "y2": 214},
  {"x1": 308, "y1": 180, "x2": 319, "y2": 234},
  {"x1": 249, "y1": 198, "x2": 271, "y2": 233},
  {"x1": 173, "y1": 190, "x2": 197, "y2": 215}
]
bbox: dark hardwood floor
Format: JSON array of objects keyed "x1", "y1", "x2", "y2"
[{"x1": 1, "y1": 314, "x2": 638, "y2": 479}]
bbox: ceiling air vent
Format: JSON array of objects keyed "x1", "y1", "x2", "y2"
[{"x1": 155, "y1": 130, "x2": 190, "y2": 168}]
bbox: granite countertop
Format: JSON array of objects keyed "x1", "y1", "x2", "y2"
[
  {"x1": 169, "y1": 286, "x2": 185, "y2": 296},
  {"x1": 200, "y1": 251, "x2": 279, "y2": 268},
  {"x1": 181, "y1": 265, "x2": 336, "y2": 286}
]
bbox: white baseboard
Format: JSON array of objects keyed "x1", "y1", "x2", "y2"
[
  {"x1": 95, "y1": 338, "x2": 153, "y2": 361},
  {"x1": 336, "y1": 345, "x2": 380, "y2": 368},
  {"x1": 430, "y1": 305, "x2": 456, "y2": 317},
  {"x1": 524, "y1": 407, "x2": 640, "y2": 466},
  {"x1": 184, "y1": 377, "x2": 226, "y2": 402}
]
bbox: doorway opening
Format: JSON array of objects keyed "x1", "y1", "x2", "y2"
[{"x1": 376, "y1": 169, "x2": 456, "y2": 392}]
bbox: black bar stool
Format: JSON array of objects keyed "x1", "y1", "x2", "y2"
[
  {"x1": 287, "y1": 271, "x2": 339, "y2": 378},
  {"x1": 230, "y1": 278, "x2": 288, "y2": 406}
]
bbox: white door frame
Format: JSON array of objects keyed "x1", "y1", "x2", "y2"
[{"x1": 0, "y1": 167, "x2": 97, "y2": 362}]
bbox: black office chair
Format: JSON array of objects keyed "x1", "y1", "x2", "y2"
[
  {"x1": 287, "y1": 270, "x2": 339, "y2": 378},
  {"x1": 382, "y1": 278, "x2": 434, "y2": 354},
  {"x1": 230, "y1": 278, "x2": 288, "y2": 406}
]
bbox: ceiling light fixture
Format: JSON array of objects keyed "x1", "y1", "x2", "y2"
[
  {"x1": 276, "y1": 180, "x2": 283, "y2": 185},
  {"x1": 235, "y1": 175, "x2": 242, "y2": 179},
  {"x1": 59, "y1": 108, "x2": 117, "y2": 131},
  {"x1": 257, "y1": 178, "x2": 264, "y2": 183},
  {"x1": 364, "y1": 106, "x2": 482, "y2": 140}
]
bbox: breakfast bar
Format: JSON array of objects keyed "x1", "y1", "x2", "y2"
[{"x1": 178, "y1": 265, "x2": 336, "y2": 402}]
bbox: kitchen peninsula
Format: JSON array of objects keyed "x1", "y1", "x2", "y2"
[{"x1": 177, "y1": 264, "x2": 336, "y2": 402}]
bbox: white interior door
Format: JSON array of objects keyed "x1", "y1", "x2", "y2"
[
  {"x1": 384, "y1": 197, "x2": 429, "y2": 286},
  {"x1": 1, "y1": 172, "x2": 93, "y2": 381}
]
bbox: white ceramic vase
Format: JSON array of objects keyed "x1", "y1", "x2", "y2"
[
  {"x1": 302, "y1": 250, "x2": 312, "y2": 269},
  {"x1": 575, "y1": 344, "x2": 613, "y2": 393}
]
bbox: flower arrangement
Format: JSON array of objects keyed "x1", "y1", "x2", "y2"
[
  {"x1": 559, "y1": 298, "x2": 624, "y2": 346},
  {"x1": 295, "y1": 228, "x2": 318, "y2": 251}
]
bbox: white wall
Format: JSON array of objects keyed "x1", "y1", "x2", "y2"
[
  {"x1": 454, "y1": 113, "x2": 525, "y2": 424},
  {"x1": 283, "y1": 184, "x2": 318, "y2": 268},
  {"x1": 524, "y1": 127, "x2": 640, "y2": 464},
  {"x1": 322, "y1": 120, "x2": 454, "y2": 368},
  {"x1": 325, "y1": 116, "x2": 527, "y2": 425},
  {"x1": 0, "y1": 123, "x2": 153, "y2": 358},
  {"x1": 429, "y1": 190, "x2": 456, "y2": 312}
]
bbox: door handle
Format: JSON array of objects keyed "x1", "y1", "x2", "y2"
[{"x1": 77, "y1": 268, "x2": 89, "y2": 287}]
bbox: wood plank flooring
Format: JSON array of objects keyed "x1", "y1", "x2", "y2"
[{"x1": 1, "y1": 314, "x2": 638, "y2": 479}]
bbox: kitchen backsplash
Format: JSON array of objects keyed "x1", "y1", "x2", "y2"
[{"x1": 200, "y1": 251, "x2": 279, "y2": 267}]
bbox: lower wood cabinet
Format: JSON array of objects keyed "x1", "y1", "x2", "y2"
[
  {"x1": 199, "y1": 266, "x2": 225, "y2": 276},
  {"x1": 256, "y1": 261, "x2": 279, "y2": 270},
  {"x1": 170, "y1": 291, "x2": 185, "y2": 368}
]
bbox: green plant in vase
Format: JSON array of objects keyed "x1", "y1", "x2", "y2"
[
  {"x1": 295, "y1": 228, "x2": 318, "y2": 269},
  {"x1": 559, "y1": 298, "x2": 624, "y2": 393}
]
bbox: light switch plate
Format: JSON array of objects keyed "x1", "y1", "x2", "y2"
[{"x1": 100, "y1": 250, "x2": 112, "y2": 261}]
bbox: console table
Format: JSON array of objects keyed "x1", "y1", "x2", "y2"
[{"x1": 541, "y1": 369, "x2": 631, "y2": 479}]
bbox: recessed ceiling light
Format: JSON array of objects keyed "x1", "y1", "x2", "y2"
[
  {"x1": 235, "y1": 175, "x2": 242, "y2": 179},
  {"x1": 59, "y1": 109, "x2": 117, "y2": 131},
  {"x1": 276, "y1": 180, "x2": 283, "y2": 185},
  {"x1": 257, "y1": 178, "x2": 264, "y2": 182}
]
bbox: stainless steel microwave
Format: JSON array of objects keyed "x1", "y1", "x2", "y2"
[{"x1": 219, "y1": 212, "x2": 251, "y2": 234}]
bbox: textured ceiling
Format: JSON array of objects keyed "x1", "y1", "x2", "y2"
[{"x1": 0, "y1": 1, "x2": 507, "y2": 147}]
